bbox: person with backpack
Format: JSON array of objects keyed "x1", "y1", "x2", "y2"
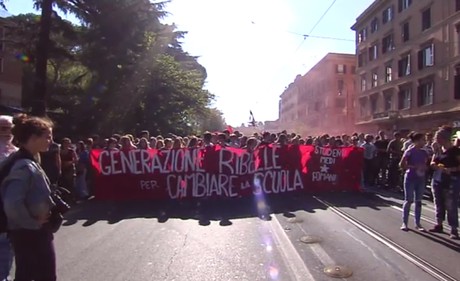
[
  {"x1": 1, "y1": 114, "x2": 58, "y2": 281},
  {"x1": 0, "y1": 115, "x2": 18, "y2": 281}
]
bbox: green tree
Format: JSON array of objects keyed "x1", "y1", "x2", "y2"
[{"x1": 9, "y1": 0, "x2": 222, "y2": 138}]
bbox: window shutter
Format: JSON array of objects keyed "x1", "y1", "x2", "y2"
[
  {"x1": 398, "y1": 59, "x2": 403, "y2": 77},
  {"x1": 418, "y1": 50, "x2": 423, "y2": 69},
  {"x1": 455, "y1": 75, "x2": 460, "y2": 99},
  {"x1": 417, "y1": 85, "x2": 422, "y2": 106},
  {"x1": 343, "y1": 65, "x2": 347, "y2": 74},
  {"x1": 431, "y1": 43, "x2": 435, "y2": 65},
  {"x1": 398, "y1": 0, "x2": 402, "y2": 12}
]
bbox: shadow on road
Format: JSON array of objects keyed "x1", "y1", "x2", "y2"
[{"x1": 62, "y1": 191, "x2": 392, "y2": 227}]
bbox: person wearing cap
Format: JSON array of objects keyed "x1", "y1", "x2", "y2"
[{"x1": 0, "y1": 115, "x2": 18, "y2": 280}]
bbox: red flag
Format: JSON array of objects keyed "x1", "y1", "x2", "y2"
[{"x1": 227, "y1": 125, "x2": 234, "y2": 134}]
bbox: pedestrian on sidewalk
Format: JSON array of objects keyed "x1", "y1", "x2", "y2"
[
  {"x1": 399, "y1": 132, "x2": 429, "y2": 231},
  {"x1": 429, "y1": 126, "x2": 460, "y2": 239}
]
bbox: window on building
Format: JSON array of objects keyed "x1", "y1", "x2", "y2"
[
  {"x1": 361, "y1": 75, "x2": 367, "y2": 92},
  {"x1": 0, "y1": 58, "x2": 3, "y2": 73},
  {"x1": 418, "y1": 44, "x2": 434, "y2": 69},
  {"x1": 398, "y1": 87, "x2": 411, "y2": 109},
  {"x1": 314, "y1": 102, "x2": 320, "y2": 111},
  {"x1": 457, "y1": 25, "x2": 460, "y2": 56},
  {"x1": 402, "y1": 22, "x2": 410, "y2": 42},
  {"x1": 336, "y1": 64, "x2": 346, "y2": 73},
  {"x1": 398, "y1": 0, "x2": 412, "y2": 12},
  {"x1": 372, "y1": 70, "x2": 378, "y2": 88},
  {"x1": 385, "y1": 64, "x2": 393, "y2": 82},
  {"x1": 457, "y1": 0, "x2": 460, "y2": 12},
  {"x1": 335, "y1": 98, "x2": 346, "y2": 108},
  {"x1": 455, "y1": 66, "x2": 460, "y2": 100},
  {"x1": 369, "y1": 44, "x2": 378, "y2": 61},
  {"x1": 0, "y1": 27, "x2": 4, "y2": 52},
  {"x1": 418, "y1": 81, "x2": 434, "y2": 106},
  {"x1": 384, "y1": 92, "x2": 393, "y2": 111},
  {"x1": 382, "y1": 33, "x2": 395, "y2": 54},
  {"x1": 398, "y1": 53, "x2": 411, "y2": 77},
  {"x1": 360, "y1": 99, "x2": 368, "y2": 117},
  {"x1": 370, "y1": 94, "x2": 379, "y2": 114},
  {"x1": 358, "y1": 51, "x2": 367, "y2": 67},
  {"x1": 382, "y1": 6, "x2": 394, "y2": 24},
  {"x1": 358, "y1": 28, "x2": 367, "y2": 43},
  {"x1": 371, "y1": 18, "x2": 379, "y2": 33},
  {"x1": 338, "y1": 79, "x2": 344, "y2": 92},
  {"x1": 422, "y1": 8, "x2": 431, "y2": 31},
  {"x1": 351, "y1": 66, "x2": 356, "y2": 74}
]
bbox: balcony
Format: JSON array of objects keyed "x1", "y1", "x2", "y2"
[{"x1": 372, "y1": 112, "x2": 389, "y2": 119}]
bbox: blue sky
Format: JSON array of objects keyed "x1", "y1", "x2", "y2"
[{"x1": 3, "y1": 0, "x2": 375, "y2": 126}]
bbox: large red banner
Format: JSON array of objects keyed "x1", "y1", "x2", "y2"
[{"x1": 90, "y1": 145, "x2": 363, "y2": 200}]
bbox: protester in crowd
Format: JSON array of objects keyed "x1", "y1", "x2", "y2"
[
  {"x1": 202, "y1": 132, "x2": 213, "y2": 147},
  {"x1": 149, "y1": 137, "x2": 157, "y2": 149},
  {"x1": 1, "y1": 114, "x2": 58, "y2": 281},
  {"x1": 361, "y1": 134, "x2": 376, "y2": 188},
  {"x1": 374, "y1": 131, "x2": 389, "y2": 187},
  {"x1": 173, "y1": 138, "x2": 182, "y2": 149},
  {"x1": 429, "y1": 126, "x2": 460, "y2": 239},
  {"x1": 164, "y1": 138, "x2": 173, "y2": 150},
  {"x1": 402, "y1": 131, "x2": 415, "y2": 152},
  {"x1": 138, "y1": 138, "x2": 150, "y2": 150},
  {"x1": 59, "y1": 138, "x2": 77, "y2": 201},
  {"x1": 156, "y1": 139, "x2": 165, "y2": 149},
  {"x1": 84, "y1": 138, "x2": 95, "y2": 197},
  {"x1": 120, "y1": 135, "x2": 136, "y2": 150},
  {"x1": 106, "y1": 138, "x2": 118, "y2": 150},
  {"x1": 276, "y1": 134, "x2": 288, "y2": 146},
  {"x1": 399, "y1": 132, "x2": 429, "y2": 231},
  {"x1": 0, "y1": 115, "x2": 17, "y2": 281},
  {"x1": 239, "y1": 136, "x2": 248, "y2": 148},
  {"x1": 40, "y1": 141, "x2": 61, "y2": 186},
  {"x1": 75, "y1": 141, "x2": 90, "y2": 201},
  {"x1": 187, "y1": 137, "x2": 198, "y2": 148},
  {"x1": 139, "y1": 130, "x2": 149, "y2": 140},
  {"x1": 387, "y1": 132, "x2": 403, "y2": 189},
  {"x1": 245, "y1": 137, "x2": 259, "y2": 153}
]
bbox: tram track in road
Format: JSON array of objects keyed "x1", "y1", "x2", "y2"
[
  {"x1": 313, "y1": 196, "x2": 459, "y2": 281},
  {"x1": 366, "y1": 188, "x2": 456, "y2": 232}
]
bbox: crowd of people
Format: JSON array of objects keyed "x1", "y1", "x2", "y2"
[{"x1": 0, "y1": 112, "x2": 459, "y2": 280}]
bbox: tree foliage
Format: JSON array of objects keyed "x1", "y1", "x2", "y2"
[{"x1": 6, "y1": 0, "x2": 225, "y2": 137}]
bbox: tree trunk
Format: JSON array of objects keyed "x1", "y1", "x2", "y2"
[{"x1": 31, "y1": 0, "x2": 54, "y2": 117}]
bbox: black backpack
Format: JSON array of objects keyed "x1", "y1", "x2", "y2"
[{"x1": 0, "y1": 149, "x2": 36, "y2": 233}]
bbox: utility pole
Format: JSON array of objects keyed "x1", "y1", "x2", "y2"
[{"x1": 31, "y1": 0, "x2": 53, "y2": 117}]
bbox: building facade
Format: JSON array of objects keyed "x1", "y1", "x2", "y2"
[
  {"x1": 0, "y1": 16, "x2": 22, "y2": 108},
  {"x1": 352, "y1": 0, "x2": 460, "y2": 133},
  {"x1": 278, "y1": 53, "x2": 357, "y2": 136}
]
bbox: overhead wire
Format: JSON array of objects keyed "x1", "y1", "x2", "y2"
[{"x1": 294, "y1": 0, "x2": 339, "y2": 53}]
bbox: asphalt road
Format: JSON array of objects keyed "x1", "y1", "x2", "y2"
[{"x1": 4, "y1": 191, "x2": 460, "y2": 281}]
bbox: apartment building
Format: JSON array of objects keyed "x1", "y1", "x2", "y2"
[
  {"x1": 352, "y1": 0, "x2": 460, "y2": 133},
  {"x1": 278, "y1": 53, "x2": 357, "y2": 135},
  {"x1": 0, "y1": 16, "x2": 23, "y2": 109}
]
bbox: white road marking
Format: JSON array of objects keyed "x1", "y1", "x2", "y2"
[{"x1": 269, "y1": 216, "x2": 316, "y2": 281}]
